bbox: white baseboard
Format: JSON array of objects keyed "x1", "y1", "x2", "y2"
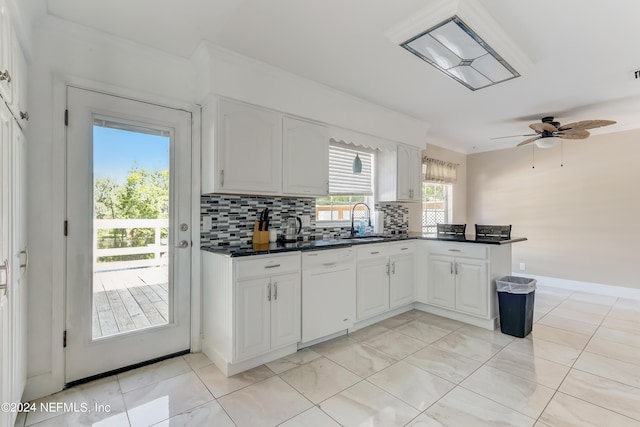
[{"x1": 512, "y1": 273, "x2": 640, "y2": 300}]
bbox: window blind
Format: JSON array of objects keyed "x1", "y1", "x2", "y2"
[{"x1": 329, "y1": 145, "x2": 373, "y2": 195}]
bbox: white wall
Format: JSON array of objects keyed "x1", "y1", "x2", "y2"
[{"x1": 467, "y1": 129, "x2": 640, "y2": 289}]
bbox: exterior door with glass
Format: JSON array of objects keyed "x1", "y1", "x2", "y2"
[{"x1": 65, "y1": 86, "x2": 192, "y2": 383}]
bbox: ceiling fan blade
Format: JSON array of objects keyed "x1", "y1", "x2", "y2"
[
  {"x1": 558, "y1": 129, "x2": 590, "y2": 139},
  {"x1": 558, "y1": 120, "x2": 616, "y2": 131},
  {"x1": 529, "y1": 122, "x2": 557, "y2": 133},
  {"x1": 490, "y1": 133, "x2": 538, "y2": 140},
  {"x1": 517, "y1": 136, "x2": 541, "y2": 147}
]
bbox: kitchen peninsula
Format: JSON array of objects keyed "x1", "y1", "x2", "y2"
[{"x1": 201, "y1": 233, "x2": 526, "y2": 376}]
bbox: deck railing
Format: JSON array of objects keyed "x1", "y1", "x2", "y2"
[{"x1": 93, "y1": 219, "x2": 169, "y2": 272}]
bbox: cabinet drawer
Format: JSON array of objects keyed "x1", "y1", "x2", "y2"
[
  {"x1": 388, "y1": 240, "x2": 415, "y2": 255},
  {"x1": 235, "y1": 253, "x2": 300, "y2": 280},
  {"x1": 356, "y1": 244, "x2": 390, "y2": 261},
  {"x1": 302, "y1": 248, "x2": 354, "y2": 269},
  {"x1": 428, "y1": 242, "x2": 487, "y2": 259}
]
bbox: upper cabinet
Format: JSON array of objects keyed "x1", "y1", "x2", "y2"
[
  {"x1": 0, "y1": 5, "x2": 28, "y2": 129},
  {"x1": 202, "y1": 98, "x2": 329, "y2": 197},
  {"x1": 282, "y1": 116, "x2": 328, "y2": 197},
  {"x1": 377, "y1": 144, "x2": 422, "y2": 202}
]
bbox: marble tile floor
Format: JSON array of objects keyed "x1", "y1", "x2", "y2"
[{"x1": 16, "y1": 285, "x2": 640, "y2": 427}]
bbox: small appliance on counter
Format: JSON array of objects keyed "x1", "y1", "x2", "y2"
[{"x1": 281, "y1": 216, "x2": 302, "y2": 243}]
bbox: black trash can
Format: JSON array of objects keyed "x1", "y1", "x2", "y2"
[{"x1": 496, "y1": 276, "x2": 536, "y2": 338}]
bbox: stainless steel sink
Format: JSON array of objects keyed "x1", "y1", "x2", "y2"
[{"x1": 340, "y1": 235, "x2": 387, "y2": 243}]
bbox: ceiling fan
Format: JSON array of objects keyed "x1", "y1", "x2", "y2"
[{"x1": 494, "y1": 116, "x2": 617, "y2": 147}]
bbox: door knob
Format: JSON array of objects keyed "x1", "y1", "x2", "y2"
[{"x1": 175, "y1": 240, "x2": 189, "y2": 249}]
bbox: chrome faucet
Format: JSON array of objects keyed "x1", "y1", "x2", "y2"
[{"x1": 351, "y1": 202, "x2": 371, "y2": 237}]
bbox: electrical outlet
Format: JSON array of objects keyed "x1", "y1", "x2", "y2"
[
  {"x1": 519, "y1": 262, "x2": 526, "y2": 271},
  {"x1": 203, "y1": 215, "x2": 213, "y2": 231},
  {"x1": 300, "y1": 215, "x2": 311, "y2": 227}
]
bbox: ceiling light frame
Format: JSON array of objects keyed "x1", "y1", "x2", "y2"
[{"x1": 401, "y1": 15, "x2": 520, "y2": 91}]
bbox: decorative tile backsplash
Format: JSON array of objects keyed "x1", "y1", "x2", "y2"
[{"x1": 200, "y1": 195, "x2": 409, "y2": 246}]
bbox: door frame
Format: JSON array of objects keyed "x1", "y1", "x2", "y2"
[{"x1": 25, "y1": 76, "x2": 201, "y2": 400}]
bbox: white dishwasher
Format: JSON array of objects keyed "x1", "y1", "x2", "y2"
[{"x1": 301, "y1": 247, "x2": 356, "y2": 343}]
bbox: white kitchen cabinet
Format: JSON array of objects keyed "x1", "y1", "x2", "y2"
[
  {"x1": 356, "y1": 242, "x2": 415, "y2": 321},
  {"x1": 235, "y1": 272, "x2": 300, "y2": 361},
  {"x1": 202, "y1": 98, "x2": 282, "y2": 195},
  {"x1": 202, "y1": 251, "x2": 301, "y2": 376},
  {"x1": 202, "y1": 99, "x2": 331, "y2": 197},
  {"x1": 377, "y1": 144, "x2": 421, "y2": 202},
  {"x1": 356, "y1": 257, "x2": 389, "y2": 320},
  {"x1": 235, "y1": 277, "x2": 271, "y2": 361},
  {"x1": 9, "y1": 30, "x2": 28, "y2": 128},
  {"x1": 428, "y1": 255, "x2": 487, "y2": 316},
  {"x1": 282, "y1": 116, "x2": 328, "y2": 196},
  {"x1": 0, "y1": 4, "x2": 11, "y2": 105},
  {"x1": 423, "y1": 241, "x2": 511, "y2": 329},
  {"x1": 389, "y1": 252, "x2": 415, "y2": 309}
]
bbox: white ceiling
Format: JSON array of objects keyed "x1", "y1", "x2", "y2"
[{"x1": 43, "y1": 0, "x2": 640, "y2": 153}]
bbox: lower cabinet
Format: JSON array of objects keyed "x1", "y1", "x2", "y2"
[
  {"x1": 428, "y1": 255, "x2": 487, "y2": 316},
  {"x1": 202, "y1": 251, "x2": 301, "y2": 376},
  {"x1": 236, "y1": 273, "x2": 300, "y2": 361},
  {"x1": 424, "y1": 241, "x2": 512, "y2": 327},
  {"x1": 356, "y1": 242, "x2": 415, "y2": 321}
]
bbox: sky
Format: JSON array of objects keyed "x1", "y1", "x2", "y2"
[{"x1": 93, "y1": 125, "x2": 170, "y2": 183}]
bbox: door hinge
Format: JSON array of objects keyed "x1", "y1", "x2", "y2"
[
  {"x1": 63, "y1": 330, "x2": 67, "y2": 348},
  {"x1": 64, "y1": 220, "x2": 68, "y2": 236},
  {"x1": 64, "y1": 109, "x2": 68, "y2": 126}
]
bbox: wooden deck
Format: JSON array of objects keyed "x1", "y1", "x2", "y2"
[{"x1": 92, "y1": 266, "x2": 169, "y2": 338}]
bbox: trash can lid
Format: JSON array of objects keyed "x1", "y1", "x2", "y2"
[{"x1": 496, "y1": 276, "x2": 536, "y2": 294}]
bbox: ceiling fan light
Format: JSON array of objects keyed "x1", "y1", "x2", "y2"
[{"x1": 535, "y1": 137, "x2": 562, "y2": 149}]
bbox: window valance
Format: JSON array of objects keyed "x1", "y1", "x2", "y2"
[{"x1": 423, "y1": 157, "x2": 458, "y2": 184}]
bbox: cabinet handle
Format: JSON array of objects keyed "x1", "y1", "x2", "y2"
[
  {"x1": 20, "y1": 111, "x2": 29, "y2": 121},
  {"x1": 0, "y1": 70, "x2": 11, "y2": 83},
  {"x1": 264, "y1": 264, "x2": 281, "y2": 269},
  {"x1": 450, "y1": 262, "x2": 453, "y2": 275},
  {"x1": 220, "y1": 169, "x2": 224, "y2": 187},
  {"x1": 447, "y1": 249, "x2": 461, "y2": 252},
  {"x1": 0, "y1": 259, "x2": 8, "y2": 292},
  {"x1": 273, "y1": 282, "x2": 278, "y2": 300},
  {"x1": 386, "y1": 263, "x2": 390, "y2": 275},
  {"x1": 370, "y1": 251, "x2": 380, "y2": 255},
  {"x1": 267, "y1": 283, "x2": 271, "y2": 301},
  {"x1": 455, "y1": 262, "x2": 458, "y2": 275},
  {"x1": 392, "y1": 262, "x2": 396, "y2": 274},
  {"x1": 19, "y1": 248, "x2": 28, "y2": 272},
  {"x1": 400, "y1": 247, "x2": 408, "y2": 251},
  {"x1": 322, "y1": 262, "x2": 337, "y2": 267}
]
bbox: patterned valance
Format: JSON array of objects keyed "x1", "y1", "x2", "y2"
[{"x1": 423, "y1": 157, "x2": 458, "y2": 184}]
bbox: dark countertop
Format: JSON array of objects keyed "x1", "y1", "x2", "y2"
[{"x1": 201, "y1": 233, "x2": 527, "y2": 257}]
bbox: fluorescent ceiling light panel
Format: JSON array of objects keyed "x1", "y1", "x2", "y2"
[{"x1": 401, "y1": 16, "x2": 520, "y2": 91}]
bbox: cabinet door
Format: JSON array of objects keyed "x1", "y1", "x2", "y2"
[
  {"x1": 0, "y1": 5, "x2": 11, "y2": 105},
  {"x1": 396, "y1": 145, "x2": 422, "y2": 202},
  {"x1": 270, "y1": 273, "x2": 301, "y2": 349},
  {"x1": 396, "y1": 145, "x2": 412, "y2": 201},
  {"x1": 356, "y1": 259, "x2": 390, "y2": 320},
  {"x1": 10, "y1": 123, "x2": 26, "y2": 402},
  {"x1": 389, "y1": 254, "x2": 414, "y2": 309},
  {"x1": 235, "y1": 278, "x2": 271, "y2": 361},
  {"x1": 455, "y1": 259, "x2": 488, "y2": 317},
  {"x1": 427, "y1": 255, "x2": 455, "y2": 309},
  {"x1": 217, "y1": 99, "x2": 281, "y2": 194},
  {"x1": 282, "y1": 117, "x2": 328, "y2": 196}
]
